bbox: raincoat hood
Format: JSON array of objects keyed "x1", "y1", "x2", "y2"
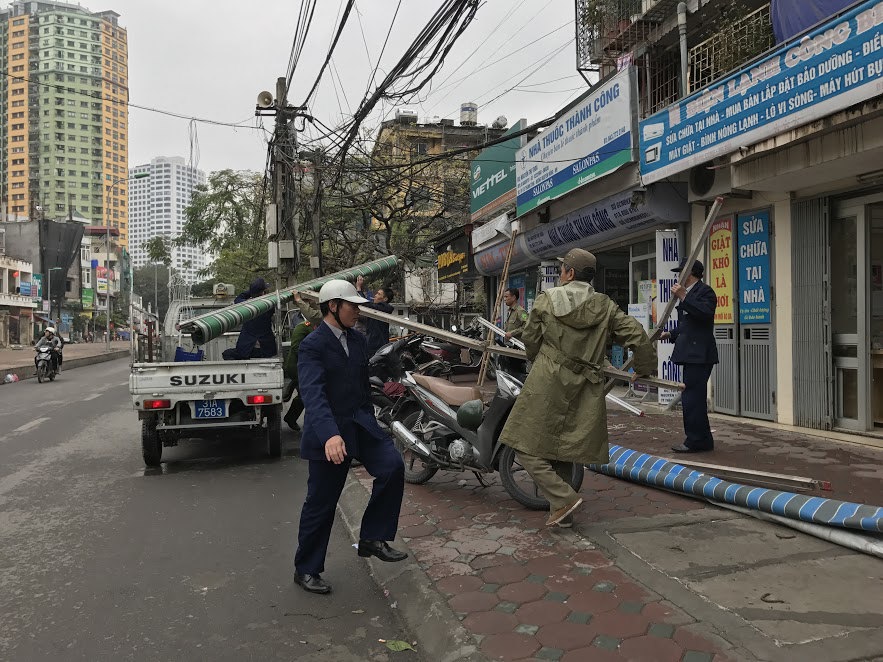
[{"x1": 546, "y1": 281, "x2": 607, "y2": 330}]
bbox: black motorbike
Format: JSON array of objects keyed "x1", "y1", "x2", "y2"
[
  {"x1": 388, "y1": 369, "x2": 584, "y2": 510},
  {"x1": 34, "y1": 345, "x2": 59, "y2": 383},
  {"x1": 420, "y1": 320, "x2": 495, "y2": 379},
  {"x1": 368, "y1": 335, "x2": 447, "y2": 427}
]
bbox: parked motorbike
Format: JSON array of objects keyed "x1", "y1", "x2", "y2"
[
  {"x1": 34, "y1": 346, "x2": 59, "y2": 383},
  {"x1": 388, "y1": 369, "x2": 584, "y2": 510},
  {"x1": 368, "y1": 335, "x2": 447, "y2": 427},
  {"x1": 421, "y1": 320, "x2": 497, "y2": 379}
]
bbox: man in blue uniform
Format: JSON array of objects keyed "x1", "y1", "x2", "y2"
[
  {"x1": 293, "y1": 280, "x2": 407, "y2": 595},
  {"x1": 662, "y1": 258, "x2": 719, "y2": 453},
  {"x1": 222, "y1": 277, "x2": 276, "y2": 359}
]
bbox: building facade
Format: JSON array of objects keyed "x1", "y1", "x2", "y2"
[
  {"x1": 474, "y1": 0, "x2": 883, "y2": 441},
  {"x1": 0, "y1": 247, "x2": 37, "y2": 346},
  {"x1": 0, "y1": 1, "x2": 129, "y2": 243},
  {"x1": 128, "y1": 157, "x2": 207, "y2": 284}
]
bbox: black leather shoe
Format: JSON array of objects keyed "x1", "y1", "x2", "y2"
[
  {"x1": 357, "y1": 540, "x2": 408, "y2": 563},
  {"x1": 671, "y1": 444, "x2": 712, "y2": 453},
  {"x1": 293, "y1": 573, "x2": 331, "y2": 594}
]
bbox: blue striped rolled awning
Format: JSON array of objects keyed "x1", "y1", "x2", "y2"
[{"x1": 589, "y1": 445, "x2": 883, "y2": 533}]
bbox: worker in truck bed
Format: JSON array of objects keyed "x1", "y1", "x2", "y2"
[{"x1": 222, "y1": 277, "x2": 277, "y2": 360}]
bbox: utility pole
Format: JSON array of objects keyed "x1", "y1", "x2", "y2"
[{"x1": 310, "y1": 149, "x2": 323, "y2": 278}]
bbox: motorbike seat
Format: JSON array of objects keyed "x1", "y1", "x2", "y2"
[{"x1": 412, "y1": 373, "x2": 483, "y2": 407}]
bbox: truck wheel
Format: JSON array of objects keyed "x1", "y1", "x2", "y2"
[
  {"x1": 266, "y1": 405, "x2": 282, "y2": 459},
  {"x1": 498, "y1": 445, "x2": 584, "y2": 511},
  {"x1": 141, "y1": 416, "x2": 162, "y2": 467}
]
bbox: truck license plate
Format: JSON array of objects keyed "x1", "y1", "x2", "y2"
[{"x1": 194, "y1": 400, "x2": 227, "y2": 419}]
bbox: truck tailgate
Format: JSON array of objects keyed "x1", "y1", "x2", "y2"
[{"x1": 130, "y1": 359, "x2": 283, "y2": 395}]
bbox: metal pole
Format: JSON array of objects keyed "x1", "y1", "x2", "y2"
[
  {"x1": 105, "y1": 210, "x2": 110, "y2": 352},
  {"x1": 678, "y1": 2, "x2": 689, "y2": 98}
]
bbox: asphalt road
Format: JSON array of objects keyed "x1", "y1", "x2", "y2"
[{"x1": 0, "y1": 358, "x2": 418, "y2": 661}]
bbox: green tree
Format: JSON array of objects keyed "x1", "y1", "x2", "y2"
[
  {"x1": 177, "y1": 169, "x2": 271, "y2": 290},
  {"x1": 133, "y1": 264, "x2": 171, "y2": 321}
]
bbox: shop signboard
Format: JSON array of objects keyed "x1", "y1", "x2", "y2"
[
  {"x1": 655, "y1": 229, "x2": 682, "y2": 405},
  {"x1": 709, "y1": 216, "x2": 735, "y2": 324},
  {"x1": 516, "y1": 68, "x2": 635, "y2": 215},
  {"x1": 640, "y1": 0, "x2": 883, "y2": 184},
  {"x1": 436, "y1": 234, "x2": 472, "y2": 283},
  {"x1": 737, "y1": 210, "x2": 771, "y2": 324},
  {"x1": 19, "y1": 281, "x2": 31, "y2": 296},
  {"x1": 82, "y1": 288, "x2": 94, "y2": 310},
  {"x1": 97, "y1": 277, "x2": 108, "y2": 295},
  {"x1": 474, "y1": 185, "x2": 688, "y2": 276},
  {"x1": 32, "y1": 273, "x2": 43, "y2": 300},
  {"x1": 470, "y1": 120, "x2": 525, "y2": 221}
]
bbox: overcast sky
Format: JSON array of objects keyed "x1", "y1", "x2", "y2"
[{"x1": 119, "y1": 0, "x2": 586, "y2": 176}]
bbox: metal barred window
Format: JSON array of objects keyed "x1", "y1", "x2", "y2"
[{"x1": 688, "y1": 3, "x2": 774, "y2": 93}]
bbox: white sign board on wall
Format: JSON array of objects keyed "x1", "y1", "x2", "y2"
[{"x1": 655, "y1": 230, "x2": 681, "y2": 405}]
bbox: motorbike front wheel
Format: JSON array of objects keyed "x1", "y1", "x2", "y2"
[
  {"x1": 497, "y1": 445, "x2": 585, "y2": 511},
  {"x1": 36, "y1": 362, "x2": 47, "y2": 383},
  {"x1": 394, "y1": 410, "x2": 438, "y2": 485}
]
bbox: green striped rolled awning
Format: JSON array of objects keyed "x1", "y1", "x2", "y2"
[{"x1": 178, "y1": 256, "x2": 399, "y2": 345}]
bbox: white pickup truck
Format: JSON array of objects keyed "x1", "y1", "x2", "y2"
[{"x1": 129, "y1": 291, "x2": 284, "y2": 467}]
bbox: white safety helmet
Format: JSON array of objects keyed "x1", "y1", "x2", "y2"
[
  {"x1": 317, "y1": 279, "x2": 370, "y2": 304},
  {"x1": 45, "y1": 327, "x2": 56, "y2": 334}
]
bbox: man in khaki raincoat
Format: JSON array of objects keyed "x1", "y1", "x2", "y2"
[{"x1": 498, "y1": 248, "x2": 656, "y2": 526}]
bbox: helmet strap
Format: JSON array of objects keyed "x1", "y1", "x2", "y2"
[{"x1": 331, "y1": 299, "x2": 348, "y2": 330}]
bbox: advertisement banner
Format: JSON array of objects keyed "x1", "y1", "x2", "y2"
[
  {"x1": 32, "y1": 273, "x2": 42, "y2": 300},
  {"x1": 516, "y1": 68, "x2": 634, "y2": 215},
  {"x1": 436, "y1": 234, "x2": 472, "y2": 283},
  {"x1": 709, "y1": 216, "x2": 735, "y2": 324},
  {"x1": 640, "y1": 0, "x2": 883, "y2": 183},
  {"x1": 737, "y1": 210, "x2": 772, "y2": 324},
  {"x1": 637, "y1": 280, "x2": 656, "y2": 328},
  {"x1": 82, "y1": 288, "x2": 94, "y2": 310},
  {"x1": 656, "y1": 230, "x2": 682, "y2": 405},
  {"x1": 97, "y1": 277, "x2": 108, "y2": 295},
  {"x1": 470, "y1": 120, "x2": 525, "y2": 221}
]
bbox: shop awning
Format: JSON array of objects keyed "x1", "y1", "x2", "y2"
[
  {"x1": 474, "y1": 184, "x2": 688, "y2": 276},
  {"x1": 177, "y1": 256, "x2": 399, "y2": 345}
]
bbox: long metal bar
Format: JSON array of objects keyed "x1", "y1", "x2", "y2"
[
  {"x1": 478, "y1": 230, "x2": 519, "y2": 386},
  {"x1": 665, "y1": 458, "x2": 827, "y2": 493},
  {"x1": 606, "y1": 392, "x2": 645, "y2": 416},
  {"x1": 604, "y1": 195, "x2": 726, "y2": 395},
  {"x1": 475, "y1": 316, "x2": 526, "y2": 350},
  {"x1": 344, "y1": 298, "x2": 683, "y2": 392}
]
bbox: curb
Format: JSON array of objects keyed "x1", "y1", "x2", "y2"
[
  {"x1": 1, "y1": 349, "x2": 129, "y2": 383},
  {"x1": 337, "y1": 473, "x2": 488, "y2": 662}
]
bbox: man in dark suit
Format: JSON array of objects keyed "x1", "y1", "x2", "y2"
[
  {"x1": 662, "y1": 258, "x2": 718, "y2": 453},
  {"x1": 293, "y1": 279, "x2": 407, "y2": 595}
]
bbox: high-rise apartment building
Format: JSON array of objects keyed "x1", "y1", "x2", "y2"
[
  {"x1": 129, "y1": 157, "x2": 208, "y2": 284},
  {"x1": 0, "y1": 1, "x2": 129, "y2": 243}
]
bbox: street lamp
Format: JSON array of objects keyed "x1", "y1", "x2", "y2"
[
  {"x1": 106, "y1": 172, "x2": 150, "y2": 351},
  {"x1": 47, "y1": 266, "x2": 61, "y2": 331}
]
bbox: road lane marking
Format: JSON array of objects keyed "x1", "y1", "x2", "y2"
[
  {"x1": 82, "y1": 393, "x2": 102, "y2": 401},
  {"x1": 13, "y1": 417, "x2": 50, "y2": 433}
]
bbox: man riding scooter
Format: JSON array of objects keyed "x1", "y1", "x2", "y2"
[{"x1": 35, "y1": 327, "x2": 63, "y2": 374}]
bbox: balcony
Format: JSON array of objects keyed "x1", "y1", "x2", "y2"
[
  {"x1": 577, "y1": 0, "x2": 682, "y2": 69},
  {"x1": 0, "y1": 292, "x2": 37, "y2": 308},
  {"x1": 640, "y1": 2, "x2": 774, "y2": 116}
]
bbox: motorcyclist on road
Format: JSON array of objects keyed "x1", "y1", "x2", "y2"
[{"x1": 35, "y1": 327, "x2": 62, "y2": 373}]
